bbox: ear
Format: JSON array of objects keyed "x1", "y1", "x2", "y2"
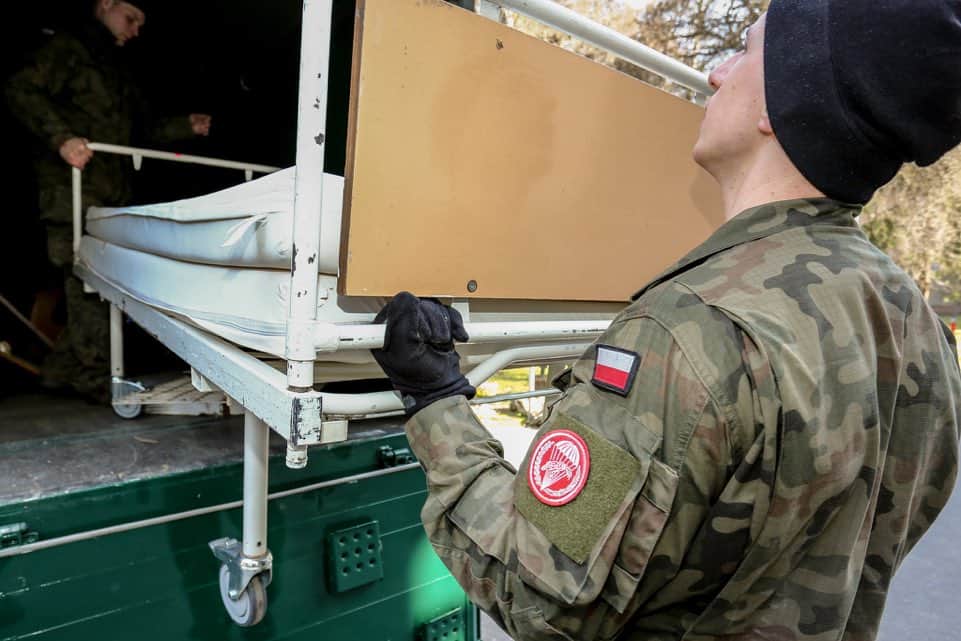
[{"x1": 758, "y1": 109, "x2": 774, "y2": 136}]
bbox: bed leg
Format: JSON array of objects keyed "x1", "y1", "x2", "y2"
[
  {"x1": 110, "y1": 304, "x2": 123, "y2": 380},
  {"x1": 72, "y1": 167, "x2": 82, "y2": 258},
  {"x1": 210, "y1": 410, "x2": 273, "y2": 627},
  {"x1": 72, "y1": 167, "x2": 95, "y2": 294},
  {"x1": 242, "y1": 411, "x2": 271, "y2": 561},
  {"x1": 109, "y1": 304, "x2": 143, "y2": 419}
]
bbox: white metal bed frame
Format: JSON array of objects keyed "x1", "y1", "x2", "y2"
[{"x1": 66, "y1": 0, "x2": 711, "y2": 626}]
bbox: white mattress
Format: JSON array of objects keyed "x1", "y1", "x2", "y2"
[{"x1": 85, "y1": 168, "x2": 344, "y2": 273}]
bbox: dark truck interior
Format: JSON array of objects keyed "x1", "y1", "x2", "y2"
[{"x1": 0, "y1": 0, "x2": 358, "y2": 393}]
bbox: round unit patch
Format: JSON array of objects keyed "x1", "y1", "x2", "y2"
[{"x1": 527, "y1": 429, "x2": 591, "y2": 506}]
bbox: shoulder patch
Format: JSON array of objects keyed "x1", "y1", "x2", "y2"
[
  {"x1": 592, "y1": 345, "x2": 640, "y2": 396},
  {"x1": 515, "y1": 415, "x2": 642, "y2": 564},
  {"x1": 528, "y1": 429, "x2": 591, "y2": 506}
]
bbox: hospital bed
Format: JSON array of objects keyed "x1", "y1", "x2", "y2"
[{"x1": 70, "y1": 0, "x2": 717, "y2": 626}]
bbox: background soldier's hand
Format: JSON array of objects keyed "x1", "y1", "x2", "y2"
[
  {"x1": 59, "y1": 137, "x2": 93, "y2": 169},
  {"x1": 372, "y1": 291, "x2": 476, "y2": 416},
  {"x1": 189, "y1": 113, "x2": 212, "y2": 136}
]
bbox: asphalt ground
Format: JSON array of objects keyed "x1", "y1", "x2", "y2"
[
  {"x1": 479, "y1": 418, "x2": 961, "y2": 640},
  {"x1": 876, "y1": 478, "x2": 961, "y2": 640}
]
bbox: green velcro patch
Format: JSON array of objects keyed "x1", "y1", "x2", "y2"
[{"x1": 515, "y1": 414, "x2": 641, "y2": 564}]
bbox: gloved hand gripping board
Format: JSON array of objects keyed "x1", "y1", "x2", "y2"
[{"x1": 341, "y1": 0, "x2": 723, "y2": 302}]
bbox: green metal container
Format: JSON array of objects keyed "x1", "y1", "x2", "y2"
[{"x1": 0, "y1": 415, "x2": 476, "y2": 641}]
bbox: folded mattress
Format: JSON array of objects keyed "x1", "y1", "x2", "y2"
[
  {"x1": 78, "y1": 236, "x2": 376, "y2": 358},
  {"x1": 77, "y1": 235, "x2": 620, "y2": 365},
  {"x1": 85, "y1": 168, "x2": 344, "y2": 273}
]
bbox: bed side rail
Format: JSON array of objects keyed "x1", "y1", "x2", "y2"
[
  {"x1": 478, "y1": 0, "x2": 713, "y2": 97},
  {"x1": 71, "y1": 142, "x2": 281, "y2": 256}
]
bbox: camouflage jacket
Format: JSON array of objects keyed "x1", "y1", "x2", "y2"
[
  {"x1": 5, "y1": 20, "x2": 194, "y2": 222},
  {"x1": 407, "y1": 198, "x2": 961, "y2": 641}
]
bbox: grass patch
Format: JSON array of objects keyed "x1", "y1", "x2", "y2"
[
  {"x1": 477, "y1": 367, "x2": 547, "y2": 397},
  {"x1": 475, "y1": 366, "x2": 558, "y2": 427}
]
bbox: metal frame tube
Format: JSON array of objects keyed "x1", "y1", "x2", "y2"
[
  {"x1": 110, "y1": 304, "x2": 124, "y2": 378},
  {"x1": 85, "y1": 143, "x2": 280, "y2": 174},
  {"x1": 464, "y1": 343, "x2": 586, "y2": 386},
  {"x1": 314, "y1": 320, "x2": 610, "y2": 352},
  {"x1": 473, "y1": 388, "x2": 561, "y2": 405},
  {"x1": 72, "y1": 167, "x2": 82, "y2": 256},
  {"x1": 285, "y1": 0, "x2": 334, "y2": 390},
  {"x1": 489, "y1": 0, "x2": 713, "y2": 96},
  {"x1": 242, "y1": 411, "x2": 270, "y2": 559},
  {"x1": 319, "y1": 343, "x2": 590, "y2": 417}
]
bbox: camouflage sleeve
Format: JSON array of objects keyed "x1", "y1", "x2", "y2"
[
  {"x1": 4, "y1": 36, "x2": 82, "y2": 152},
  {"x1": 406, "y1": 311, "x2": 750, "y2": 640},
  {"x1": 845, "y1": 320, "x2": 961, "y2": 639},
  {"x1": 146, "y1": 115, "x2": 195, "y2": 145},
  {"x1": 125, "y1": 78, "x2": 195, "y2": 146}
]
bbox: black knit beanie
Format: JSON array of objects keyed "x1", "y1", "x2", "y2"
[{"x1": 765, "y1": 0, "x2": 961, "y2": 204}]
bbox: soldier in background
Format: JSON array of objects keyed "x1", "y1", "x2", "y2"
[
  {"x1": 372, "y1": 1, "x2": 961, "y2": 639},
  {"x1": 5, "y1": 0, "x2": 211, "y2": 402}
]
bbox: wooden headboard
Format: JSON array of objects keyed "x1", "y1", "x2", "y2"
[{"x1": 340, "y1": 0, "x2": 722, "y2": 301}]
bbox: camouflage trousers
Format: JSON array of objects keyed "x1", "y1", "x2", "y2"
[{"x1": 42, "y1": 224, "x2": 110, "y2": 403}]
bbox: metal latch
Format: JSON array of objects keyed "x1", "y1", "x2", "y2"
[
  {"x1": 0, "y1": 523, "x2": 39, "y2": 549},
  {"x1": 378, "y1": 445, "x2": 416, "y2": 468}
]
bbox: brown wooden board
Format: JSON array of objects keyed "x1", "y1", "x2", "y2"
[{"x1": 341, "y1": 0, "x2": 723, "y2": 302}]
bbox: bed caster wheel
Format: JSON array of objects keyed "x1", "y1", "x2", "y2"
[
  {"x1": 111, "y1": 377, "x2": 146, "y2": 419},
  {"x1": 218, "y1": 564, "x2": 267, "y2": 627},
  {"x1": 112, "y1": 402, "x2": 143, "y2": 419}
]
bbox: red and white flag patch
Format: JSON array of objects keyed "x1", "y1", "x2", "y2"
[
  {"x1": 527, "y1": 429, "x2": 591, "y2": 507},
  {"x1": 592, "y1": 345, "x2": 640, "y2": 396}
]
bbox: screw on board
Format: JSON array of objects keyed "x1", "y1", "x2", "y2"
[{"x1": 467, "y1": 280, "x2": 478, "y2": 293}]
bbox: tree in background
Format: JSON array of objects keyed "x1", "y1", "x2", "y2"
[
  {"x1": 860, "y1": 149, "x2": 961, "y2": 301},
  {"x1": 505, "y1": 0, "x2": 767, "y2": 92},
  {"x1": 630, "y1": 0, "x2": 766, "y2": 92}
]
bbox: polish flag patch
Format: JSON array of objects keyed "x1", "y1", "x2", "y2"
[
  {"x1": 528, "y1": 429, "x2": 591, "y2": 506},
  {"x1": 592, "y1": 345, "x2": 640, "y2": 396}
]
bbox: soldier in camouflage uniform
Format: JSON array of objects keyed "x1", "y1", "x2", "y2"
[
  {"x1": 4, "y1": 0, "x2": 211, "y2": 401},
  {"x1": 373, "y1": 2, "x2": 961, "y2": 640}
]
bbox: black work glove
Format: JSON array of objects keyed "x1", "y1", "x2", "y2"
[{"x1": 372, "y1": 291, "x2": 476, "y2": 416}]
